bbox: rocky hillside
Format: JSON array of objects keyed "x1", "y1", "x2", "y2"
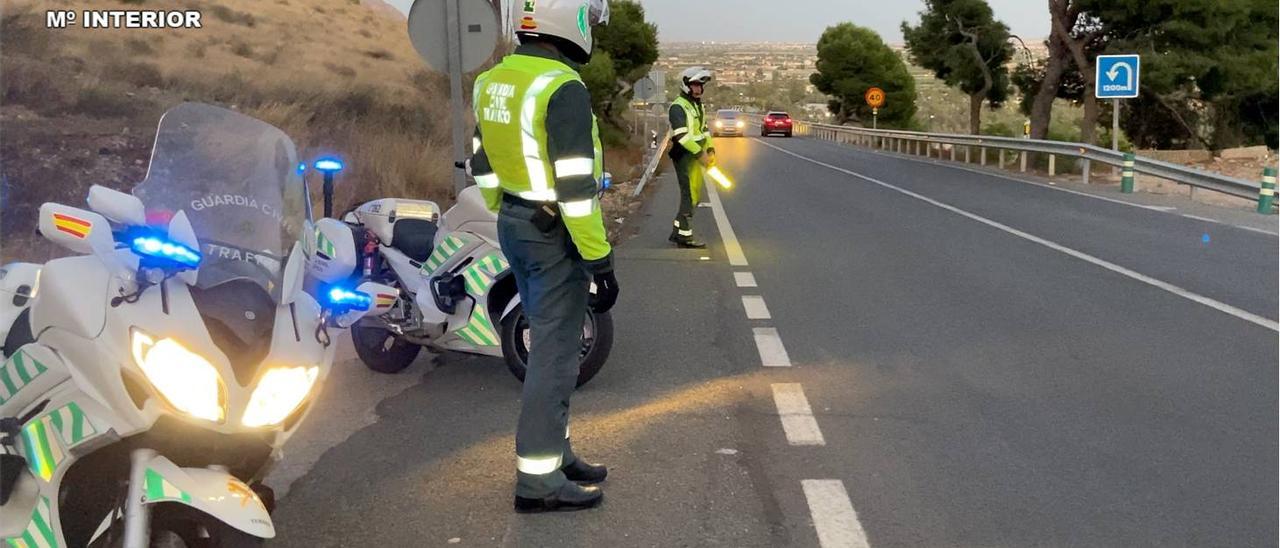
[{"x1": 1, "y1": 0, "x2": 452, "y2": 262}]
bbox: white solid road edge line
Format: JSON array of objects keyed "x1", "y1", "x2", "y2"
[
  {"x1": 742, "y1": 295, "x2": 772, "y2": 320},
  {"x1": 802, "y1": 479, "x2": 871, "y2": 548},
  {"x1": 734, "y1": 271, "x2": 758, "y2": 287},
  {"x1": 1236, "y1": 225, "x2": 1280, "y2": 236},
  {"x1": 1182, "y1": 214, "x2": 1222, "y2": 224},
  {"x1": 771, "y1": 383, "x2": 825, "y2": 445},
  {"x1": 753, "y1": 327, "x2": 792, "y2": 366},
  {"x1": 706, "y1": 181, "x2": 749, "y2": 266},
  {"x1": 756, "y1": 139, "x2": 1280, "y2": 333}
]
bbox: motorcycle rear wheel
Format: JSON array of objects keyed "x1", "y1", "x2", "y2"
[{"x1": 500, "y1": 304, "x2": 613, "y2": 388}]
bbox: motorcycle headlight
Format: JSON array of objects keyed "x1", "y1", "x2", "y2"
[
  {"x1": 241, "y1": 366, "x2": 320, "y2": 427},
  {"x1": 130, "y1": 330, "x2": 226, "y2": 422}
]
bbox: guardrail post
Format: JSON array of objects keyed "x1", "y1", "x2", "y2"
[
  {"x1": 1120, "y1": 153, "x2": 1135, "y2": 193},
  {"x1": 1019, "y1": 151, "x2": 1027, "y2": 172},
  {"x1": 924, "y1": 141, "x2": 930, "y2": 158},
  {"x1": 998, "y1": 149, "x2": 1005, "y2": 169},
  {"x1": 1048, "y1": 154, "x2": 1056, "y2": 177},
  {"x1": 1258, "y1": 167, "x2": 1276, "y2": 214},
  {"x1": 949, "y1": 146, "x2": 956, "y2": 161}
]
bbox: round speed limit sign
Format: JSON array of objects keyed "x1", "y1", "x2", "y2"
[{"x1": 865, "y1": 87, "x2": 886, "y2": 108}]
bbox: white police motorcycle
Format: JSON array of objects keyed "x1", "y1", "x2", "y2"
[
  {"x1": 329, "y1": 180, "x2": 614, "y2": 387},
  {"x1": 0, "y1": 103, "x2": 392, "y2": 547}
]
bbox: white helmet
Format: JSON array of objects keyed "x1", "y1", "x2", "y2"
[
  {"x1": 515, "y1": 0, "x2": 611, "y2": 64},
  {"x1": 680, "y1": 66, "x2": 713, "y2": 94}
]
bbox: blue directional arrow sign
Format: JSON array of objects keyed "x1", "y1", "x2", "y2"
[{"x1": 1096, "y1": 54, "x2": 1141, "y2": 99}]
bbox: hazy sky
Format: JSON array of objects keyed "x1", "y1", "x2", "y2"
[{"x1": 387, "y1": 0, "x2": 1050, "y2": 43}]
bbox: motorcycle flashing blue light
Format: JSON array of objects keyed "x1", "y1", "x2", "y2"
[
  {"x1": 131, "y1": 235, "x2": 201, "y2": 268},
  {"x1": 327, "y1": 287, "x2": 371, "y2": 311},
  {"x1": 314, "y1": 158, "x2": 344, "y2": 173},
  {"x1": 298, "y1": 162, "x2": 307, "y2": 174}
]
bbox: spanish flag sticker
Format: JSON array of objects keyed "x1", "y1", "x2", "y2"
[
  {"x1": 375, "y1": 293, "x2": 397, "y2": 308},
  {"x1": 520, "y1": 16, "x2": 537, "y2": 30},
  {"x1": 52, "y1": 213, "x2": 92, "y2": 240}
]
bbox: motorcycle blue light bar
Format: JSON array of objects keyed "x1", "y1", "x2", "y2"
[
  {"x1": 327, "y1": 287, "x2": 371, "y2": 311},
  {"x1": 131, "y1": 235, "x2": 202, "y2": 268},
  {"x1": 314, "y1": 158, "x2": 344, "y2": 173}
]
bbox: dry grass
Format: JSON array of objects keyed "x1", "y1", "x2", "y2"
[
  {"x1": 0, "y1": 0, "x2": 648, "y2": 262},
  {"x1": 0, "y1": 0, "x2": 458, "y2": 262}
]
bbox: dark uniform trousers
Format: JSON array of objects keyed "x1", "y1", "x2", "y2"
[
  {"x1": 672, "y1": 153, "x2": 704, "y2": 237},
  {"x1": 497, "y1": 198, "x2": 588, "y2": 498}
]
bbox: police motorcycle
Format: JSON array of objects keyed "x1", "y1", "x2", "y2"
[
  {"x1": 328, "y1": 166, "x2": 614, "y2": 387},
  {"x1": 0, "y1": 103, "x2": 393, "y2": 547}
]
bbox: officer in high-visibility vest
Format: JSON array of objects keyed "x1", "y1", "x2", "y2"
[
  {"x1": 468, "y1": 0, "x2": 617, "y2": 513},
  {"x1": 668, "y1": 67, "x2": 715, "y2": 248}
]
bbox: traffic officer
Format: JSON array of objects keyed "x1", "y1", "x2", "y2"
[
  {"x1": 467, "y1": 0, "x2": 617, "y2": 513},
  {"x1": 668, "y1": 67, "x2": 715, "y2": 248}
]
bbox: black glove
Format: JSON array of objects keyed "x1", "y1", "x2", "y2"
[{"x1": 589, "y1": 270, "x2": 619, "y2": 313}]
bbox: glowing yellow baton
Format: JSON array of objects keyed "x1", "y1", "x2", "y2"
[{"x1": 706, "y1": 165, "x2": 734, "y2": 189}]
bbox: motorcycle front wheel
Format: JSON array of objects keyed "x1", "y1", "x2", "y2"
[
  {"x1": 500, "y1": 304, "x2": 613, "y2": 388},
  {"x1": 351, "y1": 323, "x2": 422, "y2": 374},
  {"x1": 90, "y1": 504, "x2": 263, "y2": 547}
]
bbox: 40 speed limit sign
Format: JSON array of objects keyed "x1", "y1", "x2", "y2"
[{"x1": 864, "y1": 87, "x2": 885, "y2": 109}]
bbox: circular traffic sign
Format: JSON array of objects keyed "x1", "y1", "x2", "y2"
[
  {"x1": 865, "y1": 87, "x2": 885, "y2": 109},
  {"x1": 407, "y1": 0, "x2": 500, "y2": 74}
]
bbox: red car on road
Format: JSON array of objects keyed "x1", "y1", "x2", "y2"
[{"x1": 761, "y1": 111, "x2": 793, "y2": 137}]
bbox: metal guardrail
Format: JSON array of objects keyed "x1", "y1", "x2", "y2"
[
  {"x1": 743, "y1": 114, "x2": 1271, "y2": 205},
  {"x1": 633, "y1": 129, "x2": 671, "y2": 197}
]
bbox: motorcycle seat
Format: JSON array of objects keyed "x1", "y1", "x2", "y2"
[{"x1": 390, "y1": 219, "x2": 438, "y2": 263}]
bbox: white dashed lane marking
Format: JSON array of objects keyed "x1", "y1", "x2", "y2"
[
  {"x1": 753, "y1": 327, "x2": 792, "y2": 367},
  {"x1": 802, "y1": 479, "x2": 871, "y2": 548},
  {"x1": 771, "y1": 383, "x2": 825, "y2": 445},
  {"x1": 742, "y1": 295, "x2": 771, "y2": 320},
  {"x1": 734, "y1": 272, "x2": 758, "y2": 287}
]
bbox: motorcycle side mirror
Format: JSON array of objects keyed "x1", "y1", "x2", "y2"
[
  {"x1": 308, "y1": 218, "x2": 358, "y2": 284},
  {"x1": 37, "y1": 203, "x2": 115, "y2": 257},
  {"x1": 87, "y1": 185, "x2": 146, "y2": 226}
]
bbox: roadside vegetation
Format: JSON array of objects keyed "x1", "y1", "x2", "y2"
[{"x1": 811, "y1": 0, "x2": 1277, "y2": 152}]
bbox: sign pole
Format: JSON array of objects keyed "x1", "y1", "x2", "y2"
[
  {"x1": 1111, "y1": 98, "x2": 1121, "y2": 176},
  {"x1": 445, "y1": 0, "x2": 467, "y2": 193},
  {"x1": 873, "y1": 108, "x2": 878, "y2": 130}
]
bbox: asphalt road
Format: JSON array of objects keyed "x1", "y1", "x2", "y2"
[{"x1": 272, "y1": 136, "x2": 1278, "y2": 547}]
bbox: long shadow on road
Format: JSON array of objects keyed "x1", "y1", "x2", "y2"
[{"x1": 273, "y1": 170, "x2": 790, "y2": 547}]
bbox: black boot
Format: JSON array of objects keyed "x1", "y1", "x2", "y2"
[
  {"x1": 674, "y1": 237, "x2": 706, "y2": 249},
  {"x1": 514, "y1": 482, "x2": 604, "y2": 514},
  {"x1": 561, "y1": 459, "x2": 608, "y2": 484}
]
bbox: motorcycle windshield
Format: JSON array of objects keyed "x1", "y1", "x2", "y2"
[{"x1": 132, "y1": 103, "x2": 311, "y2": 303}]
